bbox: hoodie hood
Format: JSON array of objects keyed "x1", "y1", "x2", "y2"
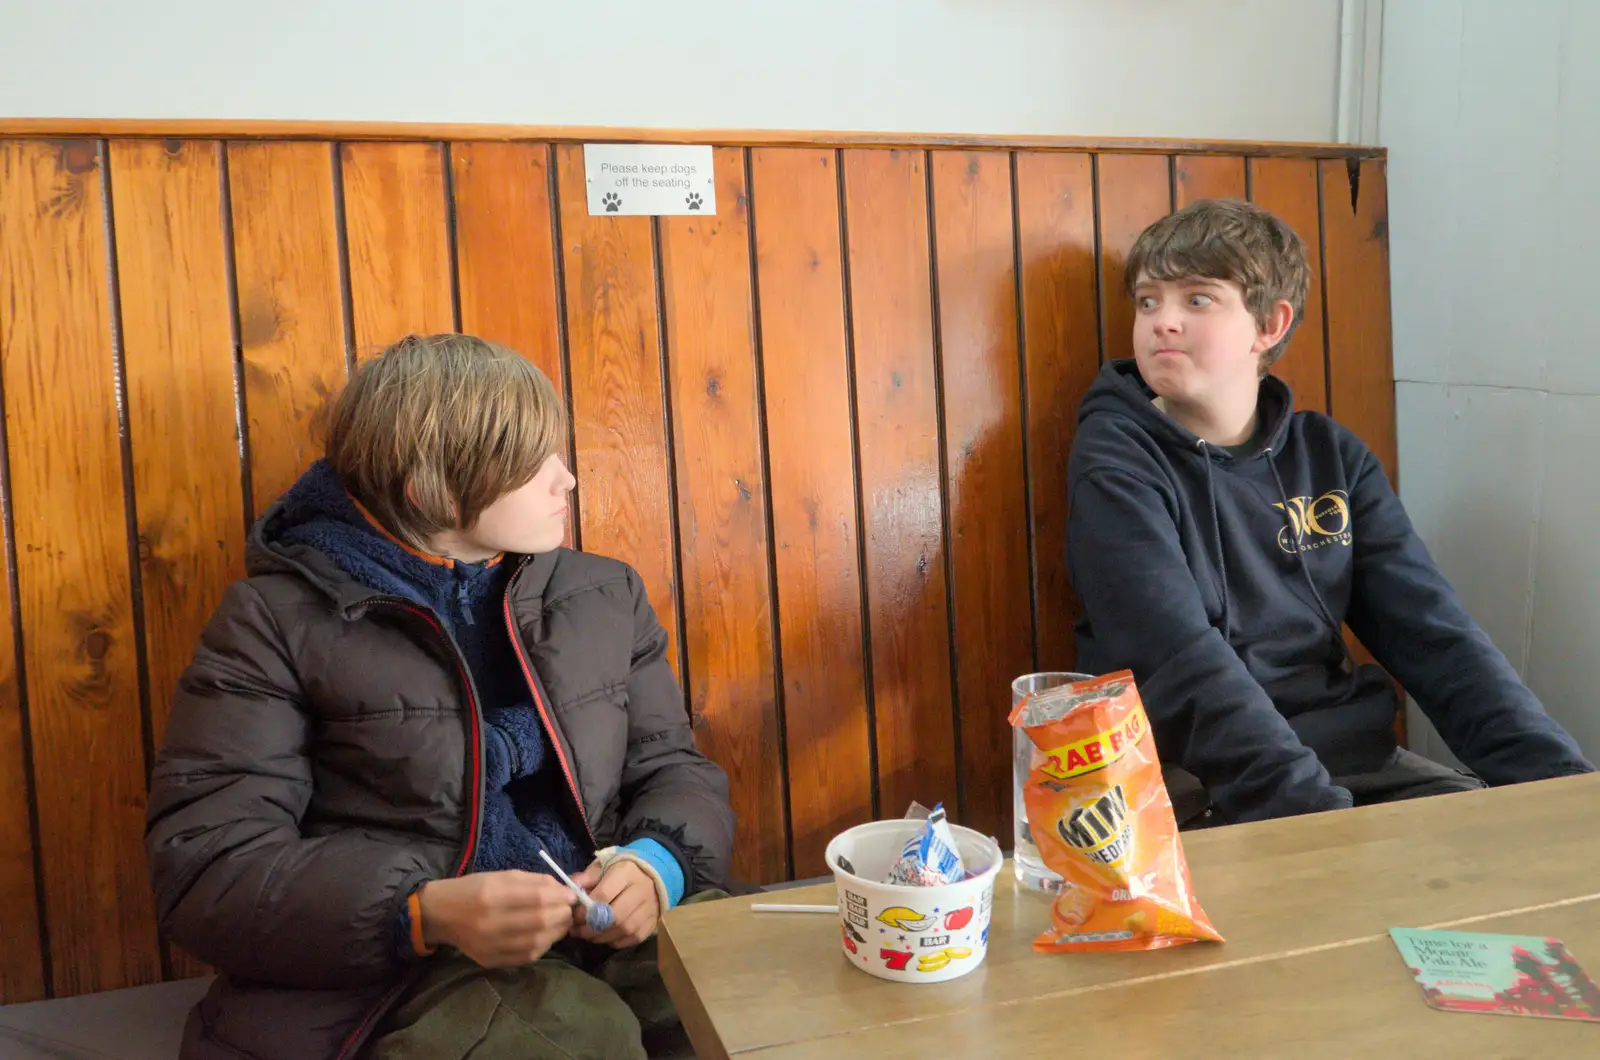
[{"x1": 1077, "y1": 358, "x2": 1296, "y2": 461}]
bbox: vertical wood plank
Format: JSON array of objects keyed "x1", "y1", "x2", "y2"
[
  {"x1": 228, "y1": 142, "x2": 348, "y2": 514},
  {"x1": 109, "y1": 140, "x2": 242, "y2": 982},
  {"x1": 1015, "y1": 152, "x2": 1100, "y2": 672},
  {"x1": 658, "y1": 148, "x2": 785, "y2": 883},
  {"x1": 1313, "y1": 158, "x2": 1401, "y2": 742},
  {"x1": 0, "y1": 139, "x2": 161, "y2": 995},
  {"x1": 554, "y1": 145, "x2": 682, "y2": 678},
  {"x1": 1174, "y1": 155, "x2": 1246, "y2": 207},
  {"x1": 109, "y1": 139, "x2": 245, "y2": 748},
  {"x1": 841, "y1": 149, "x2": 958, "y2": 818},
  {"x1": 341, "y1": 142, "x2": 455, "y2": 354},
  {"x1": 452, "y1": 141, "x2": 574, "y2": 548},
  {"x1": 0, "y1": 358, "x2": 44, "y2": 1000},
  {"x1": 451, "y1": 142, "x2": 567, "y2": 400},
  {"x1": 750, "y1": 148, "x2": 872, "y2": 876},
  {"x1": 1323, "y1": 159, "x2": 1396, "y2": 480},
  {"x1": 929, "y1": 151, "x2": 1033, "y2": 841},
  {"x1": 1250, "y1": 157, "x2": 1331, "y2": 414},
  {"x1": 1322, "y1": 159, "x2": 1401, "y2": 743},
  {"x1": 1096, "y1": 154, "x2": 1173, "y2": 362}
]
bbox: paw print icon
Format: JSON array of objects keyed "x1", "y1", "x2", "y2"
[
  {"x1": 602, "y1": 192, "x2": 621, "y2": 213},
  {"x1": 686, "y1": 192, "x2": 703, "y2": 211}
]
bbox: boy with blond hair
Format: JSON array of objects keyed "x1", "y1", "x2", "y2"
[
  {"x1": 147, "y1": 334, "x2": 733, "y2": 1060},
  {"x1": 1067, "y1": 198, "x2": 1591, "y2": 826}
]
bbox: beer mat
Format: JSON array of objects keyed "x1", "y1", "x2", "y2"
[{"x1": 1390, "y1": 928, "x2": 1600, "y2": 1021}]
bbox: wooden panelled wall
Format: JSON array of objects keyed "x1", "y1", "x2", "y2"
[{"x1": 0, "y1": 130, "x2": 1393, "y2": 1002}]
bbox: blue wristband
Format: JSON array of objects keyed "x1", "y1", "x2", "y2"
[{"x1": 621, "y1": 837, "x2": 686, "y2": 909}]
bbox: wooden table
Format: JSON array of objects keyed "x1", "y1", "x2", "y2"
[{"x1": 660, "y1": 774, "x2": 1600, "y2": 1058}]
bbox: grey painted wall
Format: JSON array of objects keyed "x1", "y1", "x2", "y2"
[{"x1": 1384, "y1": 0, "x2": 1600, "y2": 759}]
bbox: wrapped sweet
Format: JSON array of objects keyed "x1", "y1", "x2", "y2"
[{"x1": 883, "y1": 803, "x2": 967, "y2": 886}]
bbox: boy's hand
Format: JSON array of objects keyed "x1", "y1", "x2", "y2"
[
  {"x1": 417, "y1": 871, "x2": 577, "y2": 968},
  {"x1": 569, "y1": 859, "x2": 660, "y2": 948}
]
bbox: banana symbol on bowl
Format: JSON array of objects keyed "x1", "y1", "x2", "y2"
[
  {"x1": 916, "y1": 947, "x2": 973, "y2": 973},
  {"x1": 875, "y1": 906, "x2": 938, "y2": 932}
]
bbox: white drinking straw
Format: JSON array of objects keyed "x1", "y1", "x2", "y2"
[{"x1": 750, "y1": 903, "x2": 839, "y2": 913}]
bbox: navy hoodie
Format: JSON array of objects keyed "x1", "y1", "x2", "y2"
[{"x1": 1067, "y1": 360, "x2": 1592, "y2": 822}]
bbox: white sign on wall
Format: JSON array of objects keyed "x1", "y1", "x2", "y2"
[{"x1": 583, "y1": 144, "x2": 716, "y2": 217}]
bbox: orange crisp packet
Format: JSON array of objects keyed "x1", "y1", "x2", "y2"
[{"x1": 1009, "y1": 670, "x2": 1223, "y2": 953}]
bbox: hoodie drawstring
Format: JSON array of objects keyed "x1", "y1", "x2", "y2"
[
  {"x1": 1197, "y1": 440, "x2": 1231, "y2": 639},
  {"x1": 1264, "y1": 447, "x2": 1355, "y2": 673}
]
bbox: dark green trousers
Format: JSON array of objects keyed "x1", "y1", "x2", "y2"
[{"x1": 368, "y1": 891, "x2": 725, "y2": 1060}]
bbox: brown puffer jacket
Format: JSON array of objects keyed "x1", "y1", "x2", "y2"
[{"x1": 145, "y1": 507, "x2": 734, "y2": 1060}]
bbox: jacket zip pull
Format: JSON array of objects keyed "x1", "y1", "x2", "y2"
[{"x1": 458, "y1": 580, "x2": 474, "y2": 625}]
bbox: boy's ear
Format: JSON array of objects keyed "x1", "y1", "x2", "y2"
[{"x1": 1253, "y1": 299, "x2": 1295, "y2": 352}]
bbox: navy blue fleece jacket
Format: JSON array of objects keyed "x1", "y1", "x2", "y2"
[{"x1": 1067, "y1": 360, "x2": 1592, "y2": 822}]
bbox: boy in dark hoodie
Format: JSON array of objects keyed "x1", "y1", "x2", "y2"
[
  {"x1": 146, "y1": 334, "x2": 734, "y2": 1060},
  {"x1": 1067, "y1": 198, "x2": 1592, "y2": 827}
]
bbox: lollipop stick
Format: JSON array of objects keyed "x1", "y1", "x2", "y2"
[
  {"x1": 538, "y1": 849, "x2": 594, "y2": 908},
  {"x1": 538, "y1": 849, "x2": 615, "y2": 932}
]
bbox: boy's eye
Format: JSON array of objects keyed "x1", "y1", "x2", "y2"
[
  {"x1": 1188, "y1": 293, "x2": 1214, "y2": 308},
  {"x1": 1137, "y1": 296, "x2": 1158, "y2": 310}
]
